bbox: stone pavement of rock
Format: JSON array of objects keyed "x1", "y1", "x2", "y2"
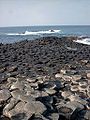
[{"x1": 0, "y1": 36, "x2": 90, "y2": 120}]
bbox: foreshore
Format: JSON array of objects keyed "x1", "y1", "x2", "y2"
[{"x1": 0, "y1": 36, "x2": 90, "y2": 120}]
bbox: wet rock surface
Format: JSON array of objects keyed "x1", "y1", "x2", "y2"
[{"x1": 0, "y1": 36, "x2": 90, "y2": 120}]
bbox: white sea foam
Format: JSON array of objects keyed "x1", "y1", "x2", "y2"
[
  {"x1": 6, "y1": 30, "x2": 61, "y2": 36},
  {"x1": 75, "y1": 38, "x2": 90, "y2": 45}
]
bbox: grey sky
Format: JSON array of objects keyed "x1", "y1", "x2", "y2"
[{"x1": 0, "y1": 0, "x2": 90, "y2": 27}]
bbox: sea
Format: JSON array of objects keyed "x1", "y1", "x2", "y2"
[{"x1": 0, "y1": 25, "x2": 90, "y2": 45}]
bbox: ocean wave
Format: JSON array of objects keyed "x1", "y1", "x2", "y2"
[
  {"x1": 6, "y1": 30, "x2": 61, "y2": 36},
  {"x1": 75, "y1": 38, "x2": 90, "y2": 45}
]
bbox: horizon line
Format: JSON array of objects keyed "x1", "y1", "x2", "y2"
[{"x1": 0, "y1": 24, "x2": 90, "y2": 28}]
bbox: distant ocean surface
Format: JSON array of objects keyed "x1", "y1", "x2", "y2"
[{"x1": 0, "y1": 25, "x2": 90, "y2": 44}]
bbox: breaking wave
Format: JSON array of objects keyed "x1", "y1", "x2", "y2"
[
  {"x1": 6, "y1": 30, "x2": 61, "y2": 36},
  {"x1": 75, "y1": 37, "x2": 90, "y2": 45}
]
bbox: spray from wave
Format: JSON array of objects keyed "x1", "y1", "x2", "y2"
[
  {"x1": 6, "y1": 30, "x2": 61, "y2": 36},
  {"x1": 75, "y1": 37, "x2": 90, "y2": 45}
]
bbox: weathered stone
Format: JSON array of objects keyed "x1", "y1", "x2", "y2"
[
  {"x1": 28, "y1": 90, "x2": 41, "y2": 98},
  {"x1": 14, "y1": 101, "x2": 26, "y2": 112},
  {"x1": 11, "y1": 90, "x2": 22, "y2": 99},
  {"x1": 44, "y1": 88, "x2": 56, "y2": 95},
  {"x1": 24, "y1": 101, "x2": 46, "y2": 114},
  {"x1": 19, "y1": 95, "x2": 35, "y2": 103},
  {"x1": 81, "y1": 59, "x2": 88, "y2": 64},
  {"x1": 0, "y1": 67, "x2": 6, "y2": 73},
  {"x1": 72, "y1": 75, "x2": 81, "y2": 81},
  {"x1": 61, "y1": 91, "x2": 73, "y2": 99},
  {"x1": 30, "y1": 82, "x2": 38, "y2": 89},
  {"x1": 0, "y1": 116, "x2": 10, "y2": 120},
  {"x1": 55, "y1": 73, "x2": 63, "y2": 78},
  {"x1": 86, "y1": 63, "x2": 90, "y2": 68},
  {"x1": 34, "y1": 114, "x2": 49, "y2": 120},
  {"x1": 67, "y1": 70, "x2": 77, "y2": 75},
  {"x1": 65, "y1": 46, "x2": 77, "y2": 51},
  {"x1": 7, "y1": 77, "x2": 17, "y2": 84},
  {"x1": 40, "y1": 91, "x2": 49, "y2": 97},
  {"x1": 3, "y1": 98, "x2": 19, "y2": 117},
  {"x1": 6, "y1": 109, "x2": 29, "y2": 120},
  {"x1": 78, "y1": 85, "x2": 87, "y2": 92},
  {"x1": 26, "y1": 78, "x2": 36, "y2": 83},
  {"x1": 87, "y1": 73, "x2": 90, "y2": 79},
  {"x1": 57, "y1": 103, "x2": 76, "y2": 119},
  {"x1": 70, "y1": 85, "x2": 79, "y2": 92},
  {"x1": 67, "y1": 101, "x2": 84, "y2": 110},
  {"x1": 0, "y1": 89, "x2": 11, "y2": 103},
  {"x1": 84, "y1": 110, "x2": 90, "y2": 120},
  {"x1": 44, "y1": 81, "x2": 56, "y2": 89},
  {"x1": 87, "y1": 91, "x2": 90, "y2": 97},
  {"x1": 62, "y1": 75, "x2": 72, "y2": 81},
  {"x1": 11, "y1": 89, "x2": 34, "y2": 102},
  {"x1": 68, "y1": 94, "x2": 87, "y2": 105},
  {"x1": 79, "y1": 81, "x2": 88, "y2": 87},
  {"x1": 10, "y1": 80, "x2": 24, "y2": 90},
  {"x1": 60, "y1": 69, "x2": 66, "y2": 74},
  {"x1": 36, "y1": 76, "x2": 44, "y2": 84},
  {"x1": 49, "y1": 113, "x2": 59, "y2": 120},
  {"x1": 8, "y1": 66, "x2": 18, "y2": 72},
  {"x1": 3, "y1": 101, "x2": 33, "y2": 120}
]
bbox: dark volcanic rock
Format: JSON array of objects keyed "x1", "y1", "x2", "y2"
[
  {"x1": 0, "y1": 36, "x2": 90, "y2": 120},
  {"x1": 0, "y1": 36, "x2": 90, "y2": 77}
]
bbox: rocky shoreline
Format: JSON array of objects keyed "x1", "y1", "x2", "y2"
[{"x1": 0, "y1": 36, "x2": 90, "y2": 120}]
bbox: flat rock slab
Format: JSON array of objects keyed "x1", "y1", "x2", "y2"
[
  {"x1": 0, "y1": 89, "x2": 11, "y2": 103},
  {"x1": 24, "y1": 101, "x2": 47, "y2": 114}
]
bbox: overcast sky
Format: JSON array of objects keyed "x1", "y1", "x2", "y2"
[{"x1": 0, "y1": 0, "x2": 90, "y2": 27}]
